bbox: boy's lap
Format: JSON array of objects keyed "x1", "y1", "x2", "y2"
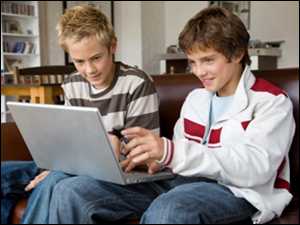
[{"x1": 1, "y1": 161, "x2": 39, "y2": 195}]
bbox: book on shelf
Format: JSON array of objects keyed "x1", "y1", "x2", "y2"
[
  {"x1": 23, "y1": 41, "x2": 34, "y2": 54},
  {"x1": 3, "y1": 41, "x2": 35, "y2": 54},
  {"x1": 1, "y1": 2, "x2": 35, "y2": 16},
  {"x1": 12, "y1": 42, "x2": 26, "y2": 53}
]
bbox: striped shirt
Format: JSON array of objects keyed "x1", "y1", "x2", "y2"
[{"x1": 62, "y1": 61, "x2": 160, "y2": 134}]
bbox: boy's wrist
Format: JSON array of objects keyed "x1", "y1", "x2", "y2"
[
  {"x1": 155, "y1": 137, "x2": 168, "y2": 165},
  {"x1": 156, "y1": 138, "x2": 174, "y2": 167}
]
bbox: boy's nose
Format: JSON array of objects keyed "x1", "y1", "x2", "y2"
[
  {"x1": 193, "y1": 65, "x2": 207, "y2": 78},
  {"x1": 86, "y1": 62, "x2": 97, "y2": 75}
]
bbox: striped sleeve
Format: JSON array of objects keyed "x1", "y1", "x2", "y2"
[
  {"x1": 125, "y1": 77, "x2": 160, "y2": 134},
  {"x1": 61, "y1": 83, "x2": 71, "y2": 106}
]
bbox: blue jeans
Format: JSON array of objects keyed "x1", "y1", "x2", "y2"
[
  {"x1": 1, "y1": 161, "x2": 70, "y2": 224},
  {"x1": 21, "y1": 171, "x2": 71, "y2": 223},
  {"x1": 49, "y1": 175, "x2": 257, "y2": 224},
  {"x1": 1, "y1": 161, "x2": 39, "y2": 224}
]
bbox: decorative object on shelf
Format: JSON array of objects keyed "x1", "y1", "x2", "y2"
[
  {"x1": 166, "y1": 45, "x2": 183, "y2": 54},
  {"x1": 3, "y1": 58, "x2": 22, "y2": 74},
  {"x1": 249, "y1": 39, "x2": 285, "y2": 49},
  {"x1": 3, "y1": 20, "x2": 23, "y2": 34}
]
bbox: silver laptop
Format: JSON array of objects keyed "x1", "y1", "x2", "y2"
[{"x1": 7, "y1": 102, "x2": 174, "y2": 185}]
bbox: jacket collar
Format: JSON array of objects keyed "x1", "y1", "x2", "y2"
[{"x1": 216, "y1": 65, "x2": 255, "y2": 123}]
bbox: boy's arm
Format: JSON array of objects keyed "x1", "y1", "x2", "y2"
[
  {"x1": 163, "y1": 95, "x2": 295, "y2": 188},
  {"x1": 61, "y1": 82, "x2": 71, "y2": 106},
  {"x1": 63, "y1": 95, "x2": 71, "y2": 106},
  {"x1": 125, "y1": 79, "x2": 160, "y2": 135}
]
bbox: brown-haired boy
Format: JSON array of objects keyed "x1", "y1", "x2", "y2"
[{"x1": 118, "y1": 7, "x2": 295, "y2": 224}]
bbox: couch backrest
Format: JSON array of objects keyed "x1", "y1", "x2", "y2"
[
  {"x1": 152, "y1": 68, "x2": 299, "y2": 193},
  {"x1": 1, "y1": 122, "x2": 32, "y2": 161},
  {"x1": 2, "y1": 68, "x2": 298, "y2": 193}
]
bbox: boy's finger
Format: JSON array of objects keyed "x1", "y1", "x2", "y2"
[
  {"x1": 148, "y1": 162, "x2": 161, "y2": 174},
  {"x1": 122, "y1": 127, "x2": 149, "y2": 136},
  {"x1": 120, "y1": 158, "x2": 130, "y2": 169},
  {"x1": 25, "y1": 181, "x2": 35, "y2": 191},
  {"x1": 24, "y1": 171, "x2": 49, "y2": 191}
]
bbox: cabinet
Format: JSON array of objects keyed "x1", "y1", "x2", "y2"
[
  {"x1": 159, "y1": 48, "x2": 282, "y2": 74},
  {"x1": 1, "y1": 1, "x2": 41, "y2": 122}
]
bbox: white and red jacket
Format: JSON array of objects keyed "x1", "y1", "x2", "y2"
[{"x1": 160, "y1": 66, "x2": 295, "y2": 224}]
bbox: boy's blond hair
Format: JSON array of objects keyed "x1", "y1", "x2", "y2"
[{"x1": 56, "y1": 5, "x2": 116, "y2": 51}]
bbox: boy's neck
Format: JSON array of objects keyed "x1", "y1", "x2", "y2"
[
  {"x1": 217, "y1": 64, "x2": 244, "y2": 97},
  {"x1": 93, "y1": 63, "x2": 116, "y2": 90}
]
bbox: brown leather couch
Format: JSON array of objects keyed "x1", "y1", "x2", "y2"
[{"x1": 1, "y1": 68, "x2": 299, "y2": 224}]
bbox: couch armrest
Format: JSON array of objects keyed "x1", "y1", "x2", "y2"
[{"x1": 1, "y1": 122, "x2": 32, "y2": 161}]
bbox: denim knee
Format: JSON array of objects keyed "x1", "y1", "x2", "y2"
[
  {"x1": 141, "y1": 182, "x2": 220, "y2": 224},
  {"x1": 52, "y1": 176, "x2": 75, "y2": 198},
  {"x1": 50, "y1": 175, "x2": 94, "y2": 209},
  {"x1": 141, "y1": 191, "x2": 192, "y2": 224},
  {"x1": 50, "y1": 176, "x2": 100, "y2": 224},
  {"x1": 141, "y1": 182, "x2": 255, "y2": 224},
  {"x1": 37, "y1": 171, "x2": 71, "y2": 188}
]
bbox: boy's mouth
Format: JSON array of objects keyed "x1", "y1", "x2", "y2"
[
  {"x1": 201, "y1": 78, "x2": 214, "y2": 86},
  {"x1": 88, "y1": 74, "x2": 102, "y2": 81}
]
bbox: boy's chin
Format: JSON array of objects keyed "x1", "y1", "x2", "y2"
[
  {"x1": 204, "y1": 86, "x2": 216, "y2": 92},
  {"x1": 89, "y1": 82, "x2": 102, "y2": 90},
  {"x1": 90, "y1": 79, "x2": 103, "y2": 86}
]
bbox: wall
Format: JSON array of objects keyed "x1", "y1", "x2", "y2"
[
  {"x1": 249, "y1": 1, "x2": 299, "y2": 68},
  {"x1": 40, "y1": 1, "x2": 65, "y2": 66},
  {"x1": 41, "y1": 1, "x2": 299, "y2": 72},
  {"x1": 114, "y1": 1, "x2": 142, "y2": 69},
  {"x1": 141, "y1": 1, "x2": 165, "y2": 74},
  {"x1": 164, "y1": 1, "x2": 209, "y2": 49}
]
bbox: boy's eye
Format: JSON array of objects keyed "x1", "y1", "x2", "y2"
[
  {"x1": 93, "y1": 55, "x2": 103, "y2": 61},
  {"x1": 188, "y1": 60, "x2": 195, "y2": 65},
  {"x1": 205, "y1": 58, "x2": 214, "y2": 63}
]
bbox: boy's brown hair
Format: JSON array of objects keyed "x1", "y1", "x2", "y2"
[
  {"x1": 56, "y1": 5, "x2": 116, "y2": 51},
  {"x1": 179, "y1": 6, "x2": 250, "y2": 66}
]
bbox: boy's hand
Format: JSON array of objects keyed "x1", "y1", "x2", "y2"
[
  {"x1": 108, "y1": 134, "x2": 122, "y2": 161},
  {"x1": 121, "y1": 127, "x2": 164, "y2": 173},
  {"x1": 25, "y1": 170, "x2": 50, "y2": 191}
]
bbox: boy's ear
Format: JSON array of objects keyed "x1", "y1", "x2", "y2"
[
  {"x1": 232, "y1": 50, "x2": 244, "y2": 64},
  {"x1": 110, "y1": 39, "x2": 117, "y2": 54}
]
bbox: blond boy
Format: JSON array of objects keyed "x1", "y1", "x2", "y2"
[{"x1": 1, "y1": 5, "x2": 160, "y2": 224}]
